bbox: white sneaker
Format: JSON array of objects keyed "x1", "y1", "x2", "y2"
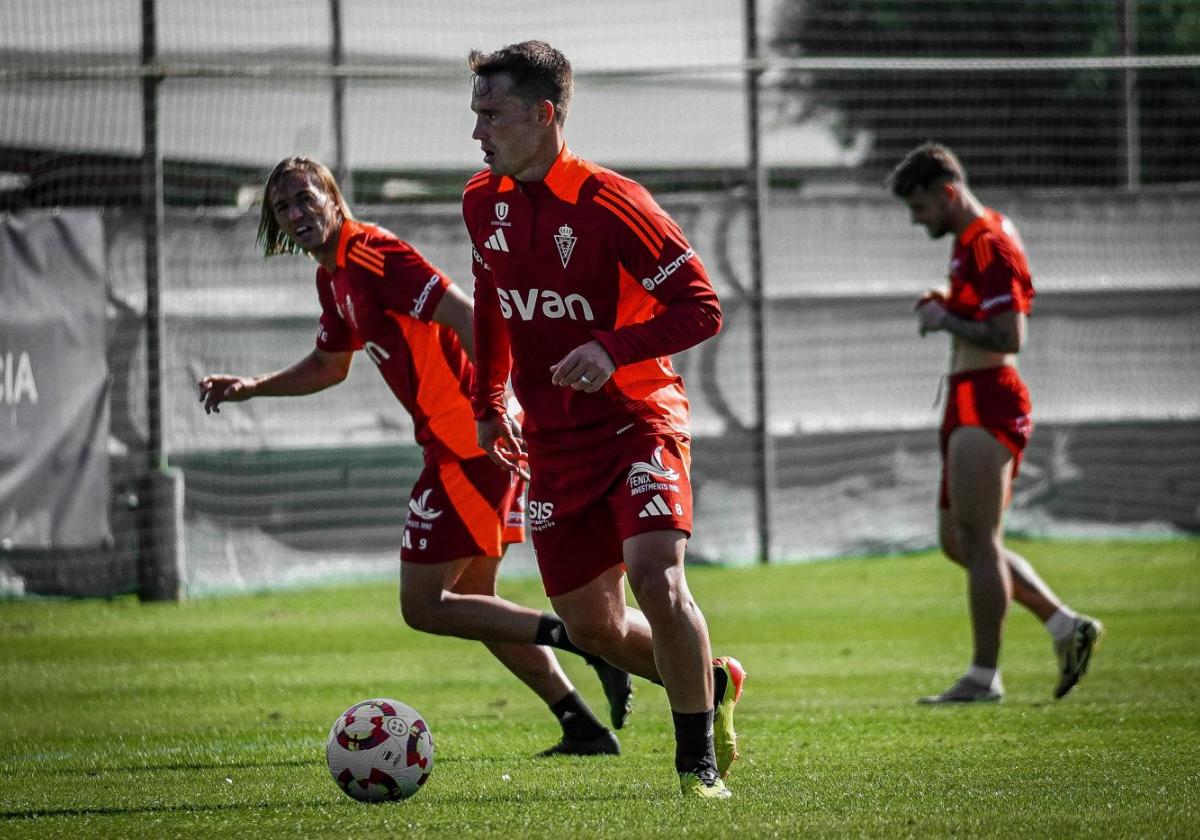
[
  {"x1": 918, "y1": 675, "x2": 1003, "y2": 705},
  {"x1": 1054, "y1": 615, "x2": 1104, "y2": 699}
]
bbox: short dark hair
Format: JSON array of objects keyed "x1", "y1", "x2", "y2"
[
  {"x1": 888, "y1": 142, "x2": 967, "y2": 198},
  {"x1": 257, "y1": 156, "x2": 353, "y2": 258},
  {"x1": 468, "y1": 40, "x2": 573, "y2": 127}
]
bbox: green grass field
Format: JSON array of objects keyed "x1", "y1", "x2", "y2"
[{"x1": 2, "y1": 539, "x2": 1198, "y2": 838}]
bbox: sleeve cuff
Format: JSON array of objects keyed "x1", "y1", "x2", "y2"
[
  {"x1": 589, "y1": 330, "x2": 624, "y2": 368},
  {"x1": 472, "y1": 402, "x2": 504, "y2": 422}
]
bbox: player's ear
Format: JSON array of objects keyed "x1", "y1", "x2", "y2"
[{"x1": 536, "y1": 100, "x2": 556, "y2": 128}]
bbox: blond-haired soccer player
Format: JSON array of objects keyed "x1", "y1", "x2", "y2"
[
  {"x1": 463, "y1": 42, "x2": 744, "y2": 798},
  {"x1": 890, "y1": 142, "x2": 1103, "y2": 703},
  {"x1": 199, "y1": 156, "x2": 632, "y2": 753}
]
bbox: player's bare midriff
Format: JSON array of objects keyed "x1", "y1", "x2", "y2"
[{"x1": 950, "y1": 336, "x2": 1017, "y2": 374}]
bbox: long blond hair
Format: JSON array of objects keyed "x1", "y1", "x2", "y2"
[{"x1": 256, "y1": 157, "x2": 354, "y2": 257}]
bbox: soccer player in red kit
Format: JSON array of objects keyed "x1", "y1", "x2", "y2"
[
  {"x1": 198, "y1": 156, "x2": 632, "y2": 755},
  {"x1": 464, "y1": 42, "x2": 744, "y2": 799},
  {"x1": 890, "y1": 143, "x2": 1103, "y2": 704}
]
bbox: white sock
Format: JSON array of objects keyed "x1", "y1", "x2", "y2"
[
  {"x1": 966, "y1": 664, "x2": 1000, "y2": 689},
  {"x1": 1045, "y1": 607, "x2": 1079, "y2": 641}
]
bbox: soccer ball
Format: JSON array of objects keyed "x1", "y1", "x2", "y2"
[{"x1": 325, "y1": 698, "x2": 434, "y2": 803}]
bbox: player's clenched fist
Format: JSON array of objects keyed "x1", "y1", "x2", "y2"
[{"x1": 914, "y1": 289, "x2": 948, "y2": 336}]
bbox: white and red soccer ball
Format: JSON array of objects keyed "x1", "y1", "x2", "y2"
[{"x1": 326, "y1": 698, "x2": 434, "y2": 803}]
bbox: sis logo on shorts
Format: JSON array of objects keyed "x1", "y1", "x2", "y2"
[
  {"x1": 625, "y1": 446, "x2": 680, "y2": 497},
  {"x1": 528, "y1": 500, "x2": 555, "y2": 532}
]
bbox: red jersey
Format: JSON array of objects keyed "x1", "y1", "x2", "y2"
[
  {"x1": 463, "y1": 147, "x2": 722, "y2": 464},
  {"x1": 315, "y1": 220, "x2": 479, "y2": 465},
  {"x1": 946, "y1": 209, "x2": 1035, "y2": 320}
]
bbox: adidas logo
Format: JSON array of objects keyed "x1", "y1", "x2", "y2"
[
  {"x1": 638, "y1": 494, "x2": 672, "y2": 518},
  {"x1": 484, "y1": 228, "x2": 509, "y2": 252}
]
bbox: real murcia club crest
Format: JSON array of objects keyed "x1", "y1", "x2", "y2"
[
  {"x1": 554, "y1": 224, "x2": 577, "y2": 268},
  {"x1": 494, "y1": 201, "x2": 509, "y2": 221}
]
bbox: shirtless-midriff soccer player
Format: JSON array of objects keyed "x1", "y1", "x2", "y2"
[{"x1": 891, "y1": 142, "x2": 1103, "y2": 704}]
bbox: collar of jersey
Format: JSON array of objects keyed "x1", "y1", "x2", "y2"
[
  {"x1": 957, "y1": 210, "x2": 996, "y2": 247},
  {"x1": 498, "y1": 145, "x2": 597, "y2": 205}
]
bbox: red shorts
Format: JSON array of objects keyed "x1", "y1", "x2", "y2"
[
  {"x1": 939, "y1": 365, "x2": 1033, "y2": 509},
  {"x1": 527, "y1": 432, "x2": 693, "y2": 597},
  {"x1": 401, "y1": 455, "x2": 526, "y2": 564}
]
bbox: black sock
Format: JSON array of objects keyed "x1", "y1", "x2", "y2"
[
  {"x1": 535, "y1": 613, "x2": 604, "y2": 668},
  {"x1": 672, "y1": 709, "x2": 717, "y2": 776},
  {"x1": 549, "y1": 691, "x2": 608, "y2": 742},
  {"x1": 712, "y1": 663, "x2": 728, "y2": 707}
]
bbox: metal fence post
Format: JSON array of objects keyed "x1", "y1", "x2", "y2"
[
  {"x1": 330, "y1": 0, "x2": 351, "y2": 202},
  {"x1": 1120, "y1": 0, "x2": 1141, "y2": 189},
  {"x1": 138, "y1": 0, "x2": 181, "y2": 600},
  {"x1": 744, "y1": 0, "x2": 774, "y2": 564}
]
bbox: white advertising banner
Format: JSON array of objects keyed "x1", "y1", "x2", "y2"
[{"x1": 0, "y1": 211, "x2": 110, "y2": 548}]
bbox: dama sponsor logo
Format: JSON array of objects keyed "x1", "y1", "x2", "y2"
[
  {"x1": 641, "y1": 248, "x2": 695, "y2": 291},
  {"x1": 410, "y1": 273, "x2": 442, "y2": 318}
]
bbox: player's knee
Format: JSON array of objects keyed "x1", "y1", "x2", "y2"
[
  {"x1": 953, "y1": 520, "x2": 1002, "y2": 563},
  {"x1": 626, "y1": 566, "x2": 686, "y2": 620},
  {"x1": 559, "y1": 611, "x2": 621, "y2": 655},
  {"x1": 939, "y1": 532, "x2": 964, "y2": 565},
  {"x1": 398, "y1": 588, "x2": 445, "y2": 635}
]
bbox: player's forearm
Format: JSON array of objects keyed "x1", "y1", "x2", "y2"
[
  {"x1": 592, "y1": 294, "x2": 722, "y2": 367},
  {"x1": 938, "y1": 312, "x2": 1017, "y2": 352},
  {"x1": 471, "y1": 377, "x2": 508, "y2": 420},
  {"x1": 470, "y1": 277, "x2": 511, "y2": 419},
  {"x1": 469, "y1": 322, "x2": 510, "y2": 421},
  {"x1": 248, "y1": 352, "x2": 349, "y2": 398}
]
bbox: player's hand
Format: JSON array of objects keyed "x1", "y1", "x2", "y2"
[
  {"x1": 549, "y1": 340, "x2": 615, "y2": 393},
  {"x1": 198, "y1": 374, "x2": 255, "y2": 414},
  {"x1": 506, "y1": 410, "x2": 524, "y2": 441},
  {"x1": 477, "y1": 415, "x2": 530, "y2": 480},
  {"x1": 914, "y1": 288, "x2": 947, "y2": 311},
  {"x1": 914, "y1": 295, "x2": 948, "y2": 336},
  {"x1": 916, "y1": 291, "x2": 945, "y2": 312}
]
